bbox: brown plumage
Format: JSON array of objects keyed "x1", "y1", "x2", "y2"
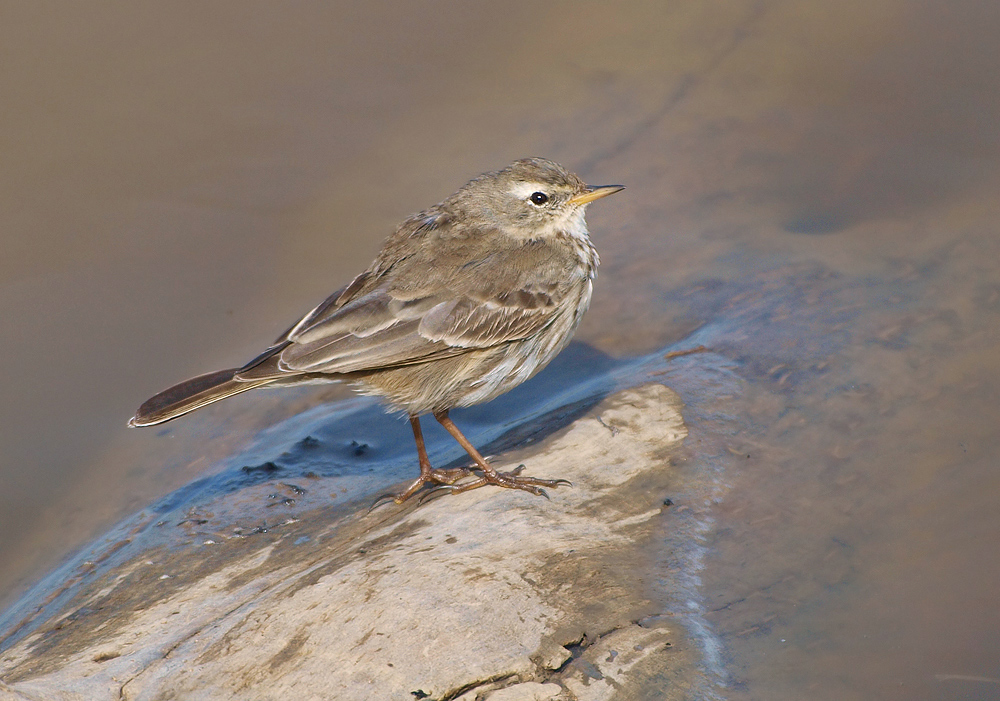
[{"x1": 130, "y1": 158, "x2": 623, "y2": 502}]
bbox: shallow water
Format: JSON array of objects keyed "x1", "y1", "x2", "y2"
[{"x1": 2, "y1": 1, "x2": 999, "y2": 697}]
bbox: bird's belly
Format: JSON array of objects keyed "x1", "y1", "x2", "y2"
[{"x1": 356, "y1": 281, "x2": 592, "y2": 415}]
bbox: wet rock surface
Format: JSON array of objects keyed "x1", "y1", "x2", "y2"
[{"x1": 0, "y1": 384, "x2": 702, "y2": 700}]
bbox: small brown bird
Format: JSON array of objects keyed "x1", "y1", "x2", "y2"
[{"x1": 130, "y1": 158, "x2": 623, "y2": 502}]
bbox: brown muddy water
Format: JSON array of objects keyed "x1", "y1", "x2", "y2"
[{"x1": 2, "y1": 2, "x2": 999, "y2": 698}]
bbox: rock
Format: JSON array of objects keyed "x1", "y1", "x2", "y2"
[
  {"x1": 0, "y1": 384, "x2": 695, "y2": 700},
  {"x1": 482, "y1": 681, "x2": 564, "y2": 700},
  {"x1": 561, "y1": 625, "x2": 673, "y2": 701}
]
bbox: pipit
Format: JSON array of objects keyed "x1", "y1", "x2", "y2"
[{"x1": 130, "y1": 158, "x2": 623, "y2": 503}]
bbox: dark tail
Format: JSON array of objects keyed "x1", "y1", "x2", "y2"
[{"x1": 128, "y1": 368, "x2": 276, "y2": 427}]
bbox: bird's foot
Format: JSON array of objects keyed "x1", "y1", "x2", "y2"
[
  {"x1": 428, "y1": 466, "x2": 476, "y2": 484},
  {"x1": 369, "y1": 466, "x2": 474, "y2": 511},
  {"x1": 426, "y1": 464, "x2": 572, "y2": 500}
]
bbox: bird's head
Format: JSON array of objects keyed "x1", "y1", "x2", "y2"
[{"x1": 448, "y1": 157, "x2": 623, "y2": 240}]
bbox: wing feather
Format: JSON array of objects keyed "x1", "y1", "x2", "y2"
[
  {"x1": 250, "y1": 286, "x2": 558, "y2": 378},
  {"x1": 238, "y1": 230, "x2": 571, "y2": 380}
]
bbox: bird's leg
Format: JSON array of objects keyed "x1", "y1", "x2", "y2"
[
  {"x1": 411, "y1": 414, "x2": 474, "y2": 484},
  {"x1": 432, "y1": 410, "x2": 571, "y2": 498},
  {"x1": 380, "y1": 415, "x2": 473, "y2": 505}
]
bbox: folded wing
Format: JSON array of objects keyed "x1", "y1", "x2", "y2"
[{"x1": 235, "y1": 284, "x2": 558, "y2": 380}]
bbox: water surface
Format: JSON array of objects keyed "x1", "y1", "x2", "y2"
[{"x1": 2, "y1": 1, "x2": 998, "y2": 697}]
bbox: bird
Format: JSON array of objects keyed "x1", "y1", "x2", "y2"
[{"x1": 129, "y1": 158, "x2": 623, "y2": 503}]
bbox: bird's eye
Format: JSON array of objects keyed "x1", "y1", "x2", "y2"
[{"x1": 529, "y1": 191, "x2": 549, "y2": 206}]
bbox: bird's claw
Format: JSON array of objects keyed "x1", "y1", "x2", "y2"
[
  {"x1": 373, "y1": 463, "x2": 570, "y2": 509},
  {"x1": 368, "y1": 493, "x2": 402, "y2": 513},
  {"x1": 369, "y1": 465, "x2": 476, "y2": 511},
  {"x1": 426, "y1": 468, "x2": 571, "y2": 498},
  {"x1": 418, "y1": 484, "x2": 459, "y2": 504}
]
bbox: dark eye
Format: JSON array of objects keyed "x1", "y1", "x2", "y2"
[{"x1": 529, "y1": 191, "x2": 549, "y2": 205}]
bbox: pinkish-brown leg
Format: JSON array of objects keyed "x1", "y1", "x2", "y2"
[
  {"x1": 432, "y1": 410, "x2": 571, "y2": 498},
  {"x1": 378, "y1": 414, "x2": 473, "y2": 506}
]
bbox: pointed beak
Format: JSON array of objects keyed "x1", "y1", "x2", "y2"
[{"x1": 568, "y1": 184, "x2": 625, "y2": 206}]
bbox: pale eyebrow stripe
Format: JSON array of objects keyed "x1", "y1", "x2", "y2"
[{"x1": 508, "y1": 181, "x2": 549, "y2": 199}]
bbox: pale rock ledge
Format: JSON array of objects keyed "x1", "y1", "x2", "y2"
[{"x1": 0, "y1": 383, "x2": 700, "y2": 700}]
